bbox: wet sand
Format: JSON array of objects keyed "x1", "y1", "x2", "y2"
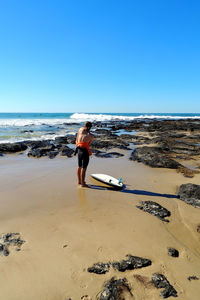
[{"x1": 0, "y1": 155, "x2": 200, "y2": 299}]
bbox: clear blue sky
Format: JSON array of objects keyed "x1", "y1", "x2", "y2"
[{"x1": 0, "y1": 0, "x2": 200, "y2": 113}]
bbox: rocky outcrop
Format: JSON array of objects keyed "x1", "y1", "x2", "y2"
[
  {"x1": 136, "y1": 201, "x2": 171, "y2": 222},
  {"x1": 94, "y1": 150, "x2": 124, "y2": 158},
  {"x1": 60, "y1": 145, "x2": 74, "y2": 157},
  {"x1": 178, "y1": 183, "x2": 200, "y2": 208},
  {"x1": 0, "y1": 142, "x2": 27, "y2": 154},
  {"x1": 27, "y1": 144, "x2": 57, "y2": 158},
  {"x1": 152, "y1": 273, "x2": 178, "y2": 298},
  {"x1": 130, "y1": 147, "x2": 180, "y2": 169}
]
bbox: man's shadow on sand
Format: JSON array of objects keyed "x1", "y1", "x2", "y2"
[{"x1": 89, "y1": 184, "x2": 179, "y2": 199}]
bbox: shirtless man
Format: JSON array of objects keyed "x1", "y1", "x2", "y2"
[{"x1": 76, "y1": 121, "x2": 94, "y2": 187}]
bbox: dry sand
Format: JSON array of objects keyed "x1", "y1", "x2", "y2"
[{"x1": 0, "y1": 154, "x2": 200, "y2": 300}]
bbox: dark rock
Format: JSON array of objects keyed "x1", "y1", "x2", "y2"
[
  {"x1": 48, "y1": 150, "x2": 59, "y2": 159},
  {"x1": 178, "y1": 183, "x2": 200, "y2": 208},
  {"x1": 94, "y1": 129, "x2": 112, "y2": 135},
  {"x1": 130, "y1": 147, "x2": 180, "y2": 169},
  {"x1": 197, "y1": 225, "x2": 200, "y2": 233},
  {"x1": 188, "y1": 276, "x2": 199, "y2": 281},
  {"x1": 60, "y1": 145, "x2": 74, "y2": 157},
  {"x1": 1, "y1": 232, "x2": 25, "y2": 253},
  {"x1": 0, "y1": 243, "x2": 9, "y2": 256},
  {"x1": 168, "y1": 248, "x2": 179, "y2": 257},
  {"x1": 25, "y1": 140, "x2": 53, "y2": 149},
  {"x1": 0, "y1": 142, "x2": 27, "y2": 154},
  {"x1": 3, "y1": 248, "x2": 9, "y2": 256},
  {"x1": 88, "y1": 262, "x2": 110, "y2": 274},
  {"x1": 21, "y1": 130, "x2": 34, "y2": 133},
  {"x1": 99, "y1": 277, "x2": 132, "y2": 300},
  {"x1": 65, "y1": 135, "x2": 76, "y2": 144},
  {"x1": 112, "y1": 254, "x2": 151, "y2": 272},
  {"x1": 27, "y1": 142, "x2": 57, "y2": 158},
  {"x1": 91, "y1": 137, "x2": 129, "y2": 150},
  {"x1": 152, "y1": 273, "x2": 178, "y2": 298},
  {"x1": 137, "y1": 201, "x2": 171, "y2": 222},
  {"x1": 94, "y1": 151, "x2": 124, "y2": 158},
  {"x1": 54, "y1": 136, "x2": 69, "y2": 144}
]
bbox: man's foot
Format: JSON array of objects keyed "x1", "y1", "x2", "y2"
[{"x1": 81, "y1": 183, "x2": 90, "y2": 188}]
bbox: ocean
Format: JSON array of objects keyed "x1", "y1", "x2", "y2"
[{"x1": 0, "y1": 112, "x2": 200, "y2": 144}]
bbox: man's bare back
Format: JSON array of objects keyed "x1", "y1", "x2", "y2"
[{"x1": 76, "y1": 127, "x2": 93, "y2": 144}]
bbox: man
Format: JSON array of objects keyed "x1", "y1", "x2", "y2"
[{"x1": 76, "y1": 121, "x2": 94, "y2": 187}]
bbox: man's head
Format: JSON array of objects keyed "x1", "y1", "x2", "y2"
[{"x1": 84, "y1": 121, "x2": 92, "y2": 131}]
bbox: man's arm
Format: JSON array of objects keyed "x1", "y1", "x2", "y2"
[
  {"x1": 89, "y1": 134, "x2": 94, "y2": 145},
  {"x1": 76, "y1": 129, "x2": 80, "y2": 144}
]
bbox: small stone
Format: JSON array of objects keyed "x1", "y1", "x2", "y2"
[
  {"x1": 168, "y1": 248, "x2": 179, "y2": 257},
  {"x1": 188, "y1": 276, "x2": 199, "y2": 281},
  {"x1": 3, "y1": 248, "x2": 9, "y2": 256},
  {"x1": 88, "y1": 262, "x2": 110, "y2": 274}
]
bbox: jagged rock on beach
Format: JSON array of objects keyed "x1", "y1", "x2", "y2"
[
  {"x1": 98, "y1": 277, "x2": 133, "y2": 300},
  {"x1": 130, "y1": 147, "x2": 180, "y2": 169},
  {"x1": 152, "y1": 273, "x2": 178, "y2": 298},
  {"x1": 88, "y1": 262, "x2": 110, "y2": 274},
  {"x1": 112, "y1": 254, "x2": 152, "y2": 272},
  {"x1": 167, "y1": 248, "x2": 179, "y2": 257},
  {"x1": 94, "y1": 150, "x2": 124, "y2": 158},
  {"x1": 0, "y1": 142, "x2": 28, "y2": 154},
  {"x1": 60, "y1": 145, "x2": 74, "y2": 157},
  {"x1": 28, "y1": 146, "x2": 56, "y2": 158},
  {"x1": 0, "y1": 233, "x2": 25, "y2": 256},
  {"x1": 48, "y1": 150, "x2": 59, "y2": 159},
  {"x1": 178, "y1": 183, "x2": 200, "y2": 208},
  {"x1": 54, "y1": 136, "x2": 69, "y2": 144},
  {"x1": 136, "y1": 201, "x2": 171, "y2": 222}
]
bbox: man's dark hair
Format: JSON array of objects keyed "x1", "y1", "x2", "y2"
[{"x1": 84, "y1": 121, "x2": 92, "y2": 128}]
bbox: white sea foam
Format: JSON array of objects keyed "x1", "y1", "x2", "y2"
[
  {"x1": 0, "y1": 118, "x2": 79, "y2": 127},
  {"x1": 0, "y1": 114, "x2": 200, "y2": 127},
  {"x1": 70, "y1": 113, "x2": 200, "y2": 122}
]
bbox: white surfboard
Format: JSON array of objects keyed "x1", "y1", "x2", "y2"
[{"x1": 90, "y1": 173, "x2": 124, "y2": 189}]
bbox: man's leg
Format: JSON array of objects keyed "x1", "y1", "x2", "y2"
[
  {"x1": 81, "y1": 167, "x2": 87, "y2": 186},
  {"x1": 77, "y1": 167, "x2": 82, "y2": 185}
]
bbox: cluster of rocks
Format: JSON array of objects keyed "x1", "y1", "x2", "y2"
[
  {"x1": 88, "y1": 255, "x2": 152, "y2": 274},
  {"x1": 0, "y1": 233, "x2": 25, "y2": 256},
  {"x1": 1, "y1": 120, "x2": 200, "y2": 175},
  {"x1": 87, "y1": 253, "x2": 180, "y2": 299},
  {"x1": 130, "y1": 146, "x2": 181, "y2": 169}
]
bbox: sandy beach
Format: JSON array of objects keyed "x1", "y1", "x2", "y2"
[{"x1": 0, "y1": 153, "x2": 200, "y2": 300}]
